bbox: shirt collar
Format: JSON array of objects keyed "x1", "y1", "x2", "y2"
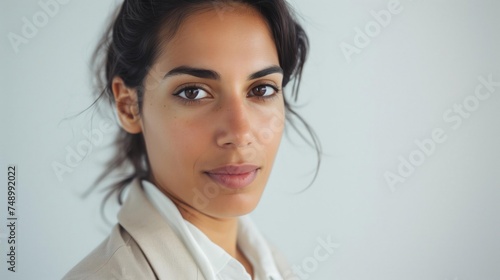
[
  {"x1": 141, "y1": 179, "x2": 283, "y2": 280},
  {"x1": 238, "y1": 216, "x2": 283, "y2": 280},
  {"x1": 141, "y1": 179, "x2": 217, "y2": 280},
  {"x1": 184, "y1": 221, "x2": 233, "y2": 274}
]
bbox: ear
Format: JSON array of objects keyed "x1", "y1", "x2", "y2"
[{"x1": 112, "y1": 76, "x2": 142, "y2": 134}]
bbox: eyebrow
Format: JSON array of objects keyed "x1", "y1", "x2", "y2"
[{"x1": 163, "y1": 65, "x2": 283, "y2": 80}]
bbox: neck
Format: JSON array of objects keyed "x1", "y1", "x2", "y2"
[
  {"x1": 151, "y1": 178, "x2": 254, "y2": 278},
  {"x1": 178, "y1": 202, "x2": 239, "y2": 257},
  {"x1": 149, "y1": 176, "x2": 240, "y2": 256},
  {"x1": 177, "y1": 205, "x2": 254, "y2": 278}
]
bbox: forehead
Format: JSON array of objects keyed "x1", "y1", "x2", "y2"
[{"x1": 155, "y1": 4, "x2": 280, "y2": 74}]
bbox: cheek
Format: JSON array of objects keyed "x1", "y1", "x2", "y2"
[
  {"x1": 142, "y1": 102, "x2": 210, "y2": 187},
  {"x1": 161, "y1": 118, "x2": 209, "y2": 172},
  {"x1": 252, "y1": 106, "x2": 285, "y2": 152},
  {"x1": 144, "y1": 94, "x2": 208, "y2": 156}
]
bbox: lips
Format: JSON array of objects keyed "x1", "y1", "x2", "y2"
[{"x1": 205, "y1": 164, "x2": 259, "y2": 189}]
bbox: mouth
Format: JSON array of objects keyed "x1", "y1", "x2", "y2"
[{"x1": 204, "y1": 164, "x2": 260, "y2": 189}]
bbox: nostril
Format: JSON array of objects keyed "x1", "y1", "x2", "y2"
[{"x1": 218, "y1": 133, "x2": 253, "y2": 148}]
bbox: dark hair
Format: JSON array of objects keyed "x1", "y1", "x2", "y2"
[{"x1": 86, "y1": 0, "x2": 321, "y2": 219}]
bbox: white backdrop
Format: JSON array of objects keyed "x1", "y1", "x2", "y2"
[{"x1": 1, "y1": 0, "x2": 499, "y2": 279}]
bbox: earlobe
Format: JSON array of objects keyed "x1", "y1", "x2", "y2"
[{"x1": 111, "y1": 76, "x2": 143, "y2": 134}]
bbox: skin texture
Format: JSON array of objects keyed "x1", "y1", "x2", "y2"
[{"x1": 112, "y1": 3, "x2": 285, "y2": 277}]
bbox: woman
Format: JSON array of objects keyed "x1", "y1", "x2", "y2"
[{"x1": 63, "y1": 0, "x2": 320, "y2": 279}]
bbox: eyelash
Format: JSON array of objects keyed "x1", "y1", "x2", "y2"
[
  {"x1": 173, "y1": 83, "x2": 281, "y2": 105},
  {"x1": 173, "y1": 83, "x2": 208, "y2": 105}
]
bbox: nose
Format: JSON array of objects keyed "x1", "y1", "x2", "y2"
[{"x1": 215, "y1": 96, "x2": 254, "y2": 149}]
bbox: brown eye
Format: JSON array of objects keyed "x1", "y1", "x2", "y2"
[
  {"x1": 185, "y1": 88, "x2": 199, "y2": 99},
  {"x1": 250, "y1": 85, "x2": 277, "y2": 97},
  {"x1": 175, "y1": 87, "x2": 209, "y2": 100}
]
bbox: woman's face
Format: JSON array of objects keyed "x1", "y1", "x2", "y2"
[{"x1": 134, "y1": 4, "x2": 285, "y2": 218}]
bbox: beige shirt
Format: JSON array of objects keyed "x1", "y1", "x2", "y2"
[{"x1": 62, "y1": 178, "x2": 292, "y2": 279}]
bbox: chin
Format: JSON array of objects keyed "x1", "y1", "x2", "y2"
[{"x1": 205, "y1": 191, "x2": 263, "y2": 218}]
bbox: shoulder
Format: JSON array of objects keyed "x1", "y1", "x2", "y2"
[{"x1": 62, "y1": 224, "x2": 156, "y2": 280}]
